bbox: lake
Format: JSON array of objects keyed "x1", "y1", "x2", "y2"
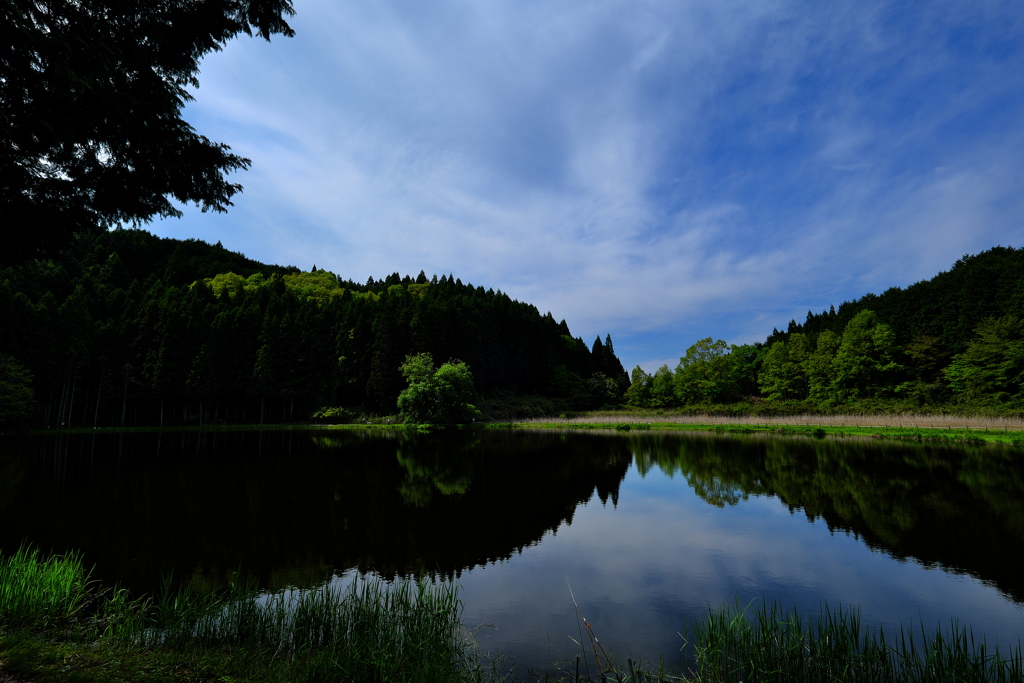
[{"x1": 1, "y1": 428, "x2": 1022, "y2": 675}]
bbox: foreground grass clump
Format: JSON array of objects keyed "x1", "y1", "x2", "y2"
[
  {"x1": 681, "y1": 600, "x2": 1024, "y2": 683},
  {"x1": 133, "y1": 577, "x2": 475, "y2": 683},
  {"x1": 5, "y1": 548, "x2": 1024, "y2": 682},
  {"x1": 0, "y1": 545, "x2": 91, "y2": 629},
  {"x1": 0, "y1": 545, "x2": 485, "y2": 683},
  {"x1": 560, "y1": 601, "x2": 1024, "y2": 682}
]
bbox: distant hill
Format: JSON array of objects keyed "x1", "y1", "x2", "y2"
[
  {"x1": 766, "y1": 245, "x2": 1024, "y2": 352},
  {"x1": 625, "y1": 246, "x2": 1024, "y2": 410},
  {"x1": 0, "y1": 229, "x2": 627, "y2": 427}
]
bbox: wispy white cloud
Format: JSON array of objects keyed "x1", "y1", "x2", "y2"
[{"x1": 163, "y1": 0, "x2": 1024, "y2": 371}]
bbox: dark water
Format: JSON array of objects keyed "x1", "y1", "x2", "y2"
[{"x1": 1, "y1": 429, "x2": 1022, "y2": 672}]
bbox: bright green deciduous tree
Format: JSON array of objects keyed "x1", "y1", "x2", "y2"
[
  {"x1": 831, "y1": 310, "x2": 903, "y2": 399},
  {"x1": 623, "y1": 366, "x2": 653, "y2": 407},
  {"x1": 650, "y1": 365, "x2": 676, "y2": 406},
  {"x1": 397, "y1": 353, "x2": 480, "y2": 426},
  {"x1": 944, "y1": 316, "x2": 1024, "y2": 403},
  {"x1": 283, "y1": 270, "x2": 345, "y2": 304},
  {"x1": 807, "y1": 329, "x2": 841, "y2": 402},
  {"x1": 758, "y1": 333, "x2": 811, "y2": 400},
  {"x1": 674, "y1": 338, "x2": 740, "y2": 404}
]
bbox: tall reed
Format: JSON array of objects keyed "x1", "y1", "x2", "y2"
[
  {"x1": 682, "y1": 600, "x2": 1024, "y2": 683},
  {"x1": 0, "y1": 544, "x2": 92, "y2": 629},
  {"x1": 1, "y1": 546, "x2": 483, "y2": 682},
  {"x1": 122, "y1": 574, "x2": 475, "y2": 682}
]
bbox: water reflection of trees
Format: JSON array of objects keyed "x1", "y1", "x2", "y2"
[
  {"x1": 395, "y1": 435, "x2": 479, "y2": 507},
  {"x1": 7, "y1": 430, "x2": 1021, "y2": 603},
  {"x1": 0, "y1": 430, "x2": 631, "y2": 594},
  {"x1": 632, "y1": 432, "x2": 1024, "y2": 602}
]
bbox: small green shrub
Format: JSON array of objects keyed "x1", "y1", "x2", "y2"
[{"x1": 311, "y1": 406, "x2": 354, "y2": 423}]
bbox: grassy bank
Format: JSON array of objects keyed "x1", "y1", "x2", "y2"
[
  {"x1": 3, "y1": 547, "x2": 1024, "y2": 682},
  {"x1": 501, "y1": 411, "x2": 1024, "y2": 447},
  {"x1": 0, "y1": 546, "x2": 489, "y2": 683},
  {"x1": 24, "y1": 407, "x2": 1024, "y2": 448}
]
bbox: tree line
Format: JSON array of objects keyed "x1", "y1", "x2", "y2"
[
  {"x1": 0, "y1": 229, "x2": 628, "y2": 428},
  {"x1": 626, "y1": 246, "x2": 1024, "y2": 412},
  {"x1": 0, "y1": 1, "x2": 635, "y2": 429},
  {"x1": 4, "y1": 233, "x2": 1020, "y2": 427}
]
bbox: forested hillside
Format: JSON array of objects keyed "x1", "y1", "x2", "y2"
[
  {"x1": 626, "y1": 246, "x2": 1024, "y2": 412},
  {"x1": 766, "y1": 246, "x2": 1024, "y2": 351},
  {"x1": 5, "y1": 235, "x2": 1018, "y2": 427},
  {"x1": 0, "y1": 229, "x2": 627, "y2": 428}
]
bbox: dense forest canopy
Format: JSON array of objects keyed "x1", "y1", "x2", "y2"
[
  {"x1": 626, "y1": 246, "x2": 1024, "y2": 412},
  {"x1": 0, "y1": 229, "x2": 628, "y2": 428},
  {"x1": 3, "y1": 235, "x2": 1021, "y2": 428}
]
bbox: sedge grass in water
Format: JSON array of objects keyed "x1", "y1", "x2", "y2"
[
  {"x1": 680, "y1": 599, "x2": 1024, "y2": 683},
  {"x1": 0, "y1": 544, "x2": 92, "y2": 629},
  {"x1": 127, "y1": 575, "x2": 475, "y2": 682},
  {"x1": 1, "y1": 546, "x2": 485, "y2": 682}
]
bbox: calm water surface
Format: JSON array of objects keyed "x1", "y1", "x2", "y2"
[{"x1": 1, "y1": 429, "x2": 1022, "y2": 673}]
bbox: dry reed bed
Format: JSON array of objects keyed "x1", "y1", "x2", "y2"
[{"x1": 521, "y1": 413, "x2": 1024, "y2": 431}]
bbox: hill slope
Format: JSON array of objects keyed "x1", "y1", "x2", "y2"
[
  {"x1": 625, "y1": 246, "x2": 1024, "y2": 411},
  {"x1": 0, "y1": 229, "x2": 627, "y2": 427}
]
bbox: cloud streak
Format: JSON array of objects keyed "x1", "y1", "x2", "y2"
[{"x1": 161, "y1": 0, "x2": 1024, "y2": 371}]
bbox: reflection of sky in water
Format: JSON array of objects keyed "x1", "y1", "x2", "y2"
[{"x1": 457, "y1": 462, "x2": 1024, "y2": 675}]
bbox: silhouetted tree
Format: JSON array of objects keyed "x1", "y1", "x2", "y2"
[{"x1": 3, "y1": 0, "x2": 295, "y2": 264}]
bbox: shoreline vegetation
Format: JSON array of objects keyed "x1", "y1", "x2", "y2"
[
  {"x1": 2, "y1": 546, "x2": 1023, "y2": 682},
  {"x1": 508, "y1": 411, "x2": 1024, "y2": 447},
  {"x1": 18, "y1": 411, "x2": 1024, "y2": 447}
]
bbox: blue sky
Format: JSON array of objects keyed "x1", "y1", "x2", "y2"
[{"x1": 157, "y1": 0, "x2": 1024, "y2": 373}]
